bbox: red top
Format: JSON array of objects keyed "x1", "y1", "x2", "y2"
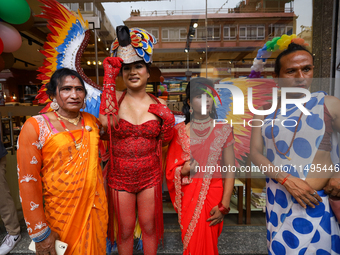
[{"x1": 107, "y1": 91, "x2": 162, "y2": 192}]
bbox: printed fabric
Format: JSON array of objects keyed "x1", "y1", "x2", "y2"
[
  {"x1": 17, "y1": 112, "x2": 108, "y2": 255},
  {"x1": 262, "y1": 92, "x2": 340, "y2": 254}
]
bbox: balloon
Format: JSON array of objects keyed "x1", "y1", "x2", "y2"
[
  {"x1": 0, "y1": 38, "x2": 3, "y2": 54},
  {"x1": 160, "y1": 76, "x2": 164, "y2": 83},
  {"x1": 1, "y1": 52, "x2": 15, "y2": 69},
  {"x1": 0, "y1": 55, "x2": 5, "y2": 72},
  {"x1": 0, "y1": 0, "x2": 31, "y2": 25},
  {"x1": 159, "y1": 86, "x2": 165, "y2": 93},
  {"x1": 0, "y1": 22, "x2": 22, "y2": 53},
  {"x1": 11, "y1": 10, "x2": 34, "y2": 31}
]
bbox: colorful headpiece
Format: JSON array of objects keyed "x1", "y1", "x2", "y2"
[
  {"x1": 249, "y1": 34, "x2": 309, "y2": 78},
  {"x1": 110, "y1": 26, "x2": 157, "y2": 64}
]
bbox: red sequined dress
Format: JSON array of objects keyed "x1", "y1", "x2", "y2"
[
  {"x1": 107, "y1": 91, "x2": 175, "y2": 244},
  {"x1": 107, "y1": 92, "x2": 165, "y2": 192}
]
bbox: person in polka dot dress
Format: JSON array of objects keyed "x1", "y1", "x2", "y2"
[{"x1": 250, "y1": 42, "x2": 340, "y2": 255}]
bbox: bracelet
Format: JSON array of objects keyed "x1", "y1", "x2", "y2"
[
  {"x1": 218, "y1": 202, "x2": 230, "y2": 215},
  {"x1": 274, "y1": 171, "x2": 280, "y2": 180},
  {"x1": 281, "y1": 174, "x2": 291, "y2": 185},
  {"x1": 32, "y1": 227, "x2": 51, "y2": 243}
]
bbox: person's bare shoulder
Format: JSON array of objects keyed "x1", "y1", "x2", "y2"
[
  {"x1": 324, "y1": 95, "x2": 340, "y2": 119},
  {"x1": 158, "y1": 98, "x2": 167, "y2": 106}
]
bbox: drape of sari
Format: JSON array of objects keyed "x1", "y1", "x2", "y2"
[
  {"x1": 262, "y1": 92, "x2": 340, "y2": 254},
  {"x1": 166, "y1": 122, "x2": 234, "y2": 255},
  {"x1": 17, "y1": 112, "x2": 108, "y2": 255}
]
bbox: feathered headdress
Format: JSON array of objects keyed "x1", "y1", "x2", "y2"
[
  {"x1": 35, "y1": 0, "x2": 102, "y2": 116},
  {"x1": 110, "y1": 26, "x2": 157, "y2": 64}
]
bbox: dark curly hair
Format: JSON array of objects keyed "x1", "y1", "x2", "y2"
[
  {"x1": 45, "y1": 68, "x2": 87, "y2": 98},
  {"x1": 274, "y1": 42, "x2": 313, "y2": 76},
  {"x1": 182, "y1": 77, "x2": 218, "y2": 124}
]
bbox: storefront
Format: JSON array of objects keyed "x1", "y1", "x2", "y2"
[{"x1": 0, "y1": 0, "x2": 339, "y2": 235}]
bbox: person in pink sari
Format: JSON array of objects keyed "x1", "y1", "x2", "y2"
[{"x1": 166, "y1": 77, "x2": 235, "y2": 255}]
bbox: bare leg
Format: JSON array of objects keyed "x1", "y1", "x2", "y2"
[
  {"x1": 137, "y1": 187, "x2": 158, "y2": 255},
  {"x1": 112, "y1": 189, "x2": 136, "y2": 255}
]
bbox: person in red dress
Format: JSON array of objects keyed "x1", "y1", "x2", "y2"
[
  {"x1": 99, "y1": 26, "x2": 175, "y2": 255},
  {"x1": 166, "y1": 77, "x2": 235, "y2": 255}
]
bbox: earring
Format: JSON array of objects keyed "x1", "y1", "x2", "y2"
[
  {"x1": 189, "y1": 106, "x2": 193, "y2": 114},
  {"x1": 82, "y1": 99, "x2": 86, "y2": 110},
  {"x1": 50, "y1": 98, "x2": 59, "y2": 111}
]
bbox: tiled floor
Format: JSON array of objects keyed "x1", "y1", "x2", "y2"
[{"x1": 0, "y1": 211, "x2": 267, "y2": 255}]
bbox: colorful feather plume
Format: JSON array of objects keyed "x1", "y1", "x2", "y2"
[
  {"x1": 36, "y1": 0, "x2": 102, "y2": 117},
  {"x1": 110, "y1": 27, "x2": 156, "y2": 63},
  {"x1": 217, "y1": 78, "x2": 277, "y2": 166}
]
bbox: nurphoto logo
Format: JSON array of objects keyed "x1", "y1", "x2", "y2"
[{"x1": 200, "y1": 84, "x2": 311, "y2": 128}]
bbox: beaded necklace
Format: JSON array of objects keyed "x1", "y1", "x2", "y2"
[
  {"x1": 192, "y1": 117, "x2": 212, "y2": 137},
  {"x1": 271, "y1": 105, "x2": 304, "y2": 160}
]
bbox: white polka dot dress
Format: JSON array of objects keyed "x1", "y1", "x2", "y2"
[{"x1": 262, "y1": 92, "x2": 340, "y2": 255}]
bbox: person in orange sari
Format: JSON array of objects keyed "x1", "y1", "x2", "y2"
[
  {"x1": 166, "y1": 77, "x2": 235, "y2": 255},
  {"x1": 17, "y1": 68, "x2": 108, "y2": 255}
]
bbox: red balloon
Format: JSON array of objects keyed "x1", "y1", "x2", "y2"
[
  {"x1": 0, "y1": 38, "x2": 3, "y2": 54},
  {"x1": 160, "y1": 76, "x2": 164, "y2": 83}
]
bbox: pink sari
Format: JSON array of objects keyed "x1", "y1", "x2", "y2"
[{"x1": 166, "y1": 122, "x2": 234, "y2": 254}]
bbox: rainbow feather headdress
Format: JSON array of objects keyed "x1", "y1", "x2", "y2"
[
  {"x1": 214, "y1": 34, "x2": 309, "y2": 166},
  {"x1": 35, "y1": 0, "x2": 102, "y2": 116}
]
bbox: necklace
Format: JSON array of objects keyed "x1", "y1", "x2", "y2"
[
  {"x1": 271, "y1": 105, "x2": 304, "y2": 160},
  {"x1": 192, "y1": 117, "x2": 212, "y2": 137},
  {"x1": 55, "y1": 111, "x2": 81, "y2": 126},
  {"x1": 54, "y1": 112, "x2": 84, "y2": 150}
]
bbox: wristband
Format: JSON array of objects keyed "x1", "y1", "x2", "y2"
[
  {"x1": 32, "y1": 227, "x2": 51, "y2": 243},
  {"x1": 218, "y1": 202, "x2": 230, "y2": 215},
  {"x1": 281, "y1": 174, "x2": 291, "y2": 185}
]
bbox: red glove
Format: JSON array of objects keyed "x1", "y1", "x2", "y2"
[
  {"x1": 99, "y1": 57, "x2": 123, "y2": 115},
  {"x1": 148, "y1": 104, "x2": 175, "y2": 143}
]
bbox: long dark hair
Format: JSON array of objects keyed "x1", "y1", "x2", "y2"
[{"x1": 182, "y1": 77, "x2": 218, "y2": 124}]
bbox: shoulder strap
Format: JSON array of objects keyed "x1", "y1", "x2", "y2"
[
  {"x1": 118, "y1": 91, "x2": 127, "y2": 107},
  {"x1": 41, "y1": 114, "x2": 58, "y2": 134},
  {"x1": 148, "y1": 93, "x2": 161, "y2": 104}
]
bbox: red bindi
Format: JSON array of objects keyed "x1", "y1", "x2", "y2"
[{"x1": 71, "y1": 75, "x2": 76, "y2": 79}]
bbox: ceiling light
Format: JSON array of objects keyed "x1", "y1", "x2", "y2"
[
  {"x1": 98, "y1": 38, "x2": 101, "y2": 42},
  {"x1": 184, "y1": 48, "x2": 188, "y2": 53},
  {"x1": 98, "y1": 61, "x2": 102, "y2": 65},
  {"x1": 87, "y1": 61, "x2": 91, "y2": 65},
  {"x1": 106, "y1": 47, "x2": 109, "y2": 51},
  {"x1": 193, "y1": 23, "x2": 198, "y2": 28},
  {"x1": 93, "y1": 61, "x2": 96, "y2": 65}
]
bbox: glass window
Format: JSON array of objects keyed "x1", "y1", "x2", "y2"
[
  {"x1": 70, "y1": 3, "x2": 79, "y2": 12},
  {"x1": 149, "y1": 29, "x2": 159, "y2": 41},
  {"x1": 162, "y1": 29, "x2": 169, "y2": 41},
  {"x1": 84, "y1": 2, "x2": 93, "y2": 12},
  {"x1": 180, "y1": 29, "x2": 187, "y2": 41}
]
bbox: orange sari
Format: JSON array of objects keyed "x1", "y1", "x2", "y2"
[
  {"x1": 166, "y1": 122, "x2": 234, "y2": 255},
  {"x1": 17, "y1": 112, "x2": 108, "y2": 255}
]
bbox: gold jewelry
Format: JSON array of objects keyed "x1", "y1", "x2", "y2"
[{"x1": 55, "y1": 111, "x2": 81, "y2": 126}]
